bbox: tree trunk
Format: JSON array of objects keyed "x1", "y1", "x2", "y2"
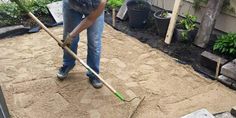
[{"x1": 194, "y1": 0, "x2": 224, "y2": 48}]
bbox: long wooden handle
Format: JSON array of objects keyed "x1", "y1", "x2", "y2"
[{"x1": 12, "y1": 0, "x2": 126, "y2": 101}]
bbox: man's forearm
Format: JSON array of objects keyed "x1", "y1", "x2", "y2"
[
  {"x1": 70, "y1": 18, "x2": 94, "y2": 38},
  {"x1": 69, "y1": 0, "x2": 107, "y2": 38}
]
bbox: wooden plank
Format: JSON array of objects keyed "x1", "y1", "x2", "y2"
[
  {"x1": 164, "y1": 0, "x2": 182, "y2": 44},
  {"x1": 194, "y1": 0, "x2": 224, "y2": 48}
]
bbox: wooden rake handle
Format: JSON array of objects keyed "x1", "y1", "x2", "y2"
[{"x1": 12, "y1": 0, "x2": 125, "y2": 101}]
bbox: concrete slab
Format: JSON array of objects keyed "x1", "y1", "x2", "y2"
[
  {"x1": 221, "y1": 60, "x2": 236, "y2": 80},
  {"x1": 181, "y1": 109, "x2": 215, "y2": 118},
  {"x1": 47, "y1": 1, "x2": 63, "y2": 23},
  {"x1": 231, "y1": 106, "x2": 236, "y2": 117},
  {"x1": 89, "y1": 109, "x2": 101, "y2": 118},
  {"x1": 218, "y1": 75, "x2": 236, "y2": 90},
  {"x1": 215, "y1": 112, "x2": 235, "y2": 118}
]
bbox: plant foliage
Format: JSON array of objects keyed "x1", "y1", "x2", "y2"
[
  {"x1": 158, "y1": 10, "x2": 169, "y2": 18},
  {"x1": 107, "y1": 0, "x2": 124, "y2": 9},
  {"x1": 178, "y1": 13, "x2": 197, "y2": 41},
  {"x1": 213, "y1": 33, "x2": 236, "y2": 57},
  {"x1": 0, "y1": 0, "x2": 60, "y2": 26}
]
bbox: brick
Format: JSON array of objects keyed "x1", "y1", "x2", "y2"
[
  {"x1": 181, "y1": 109, "x2": 214, "y2": 118},
  {"x1": 200, "y1": 51, "x2": 228, "y2": 71},
  {"x1": 231, "y1": 106, "x2": 236, "y2": 117},
  {"x1": 221, "y1": 59, "x2": 236, "y2": 80}
]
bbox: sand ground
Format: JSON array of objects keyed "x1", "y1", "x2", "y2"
[{"x1": 0, "y1": 24, "x2": 236, "y2": 118}]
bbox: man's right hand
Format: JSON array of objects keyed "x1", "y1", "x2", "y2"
[{"x1": 62, "y1": 33, "x2": 74, "y2": 48}]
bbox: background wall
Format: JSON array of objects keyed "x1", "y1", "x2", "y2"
[{"x1": 147, "y1": 0, "x2": 236, "y2": 33}]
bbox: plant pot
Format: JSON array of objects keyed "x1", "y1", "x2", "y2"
[
  {"x1": 127, "y1": 0, "x2": 151, "y2": 28},
  {"x1": 153, "y1": 11, "x2": 171, "y2": 37},
  {"x1": 174, "y1": 27, "x2": 198, "y2": 43}
]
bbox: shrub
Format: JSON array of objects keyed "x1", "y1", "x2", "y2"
[
  {"x1": 107, "y1": 0, "x2": 124, "y2": 9},
  {"x1": 213, "y1": 33, "x2": 236, "y2": 57},
  {"x1": 0, "y1": 0, "x2": 61, "y2": 26},
  {"x1": 178, "y1": 13, "x2": 197, "y2": 40}
]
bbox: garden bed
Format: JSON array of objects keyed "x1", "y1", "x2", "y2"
[{"x1": 104, "y1": 7, "x2": 234, "y2": 81}]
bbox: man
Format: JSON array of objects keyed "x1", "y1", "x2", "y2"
[{"x1": 57, "y1": 0, "x2": 107, "y2": 89}]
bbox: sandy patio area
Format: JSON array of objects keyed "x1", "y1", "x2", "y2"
[{"x1": 0, "y1": 24, "x2": 236, "y2": 118}]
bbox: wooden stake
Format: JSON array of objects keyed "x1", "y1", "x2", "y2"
[
  {"x1": 112, "y1": 8, "x2": 116, "y2": 27},
  {"x1": 164, "y1": 0, "x2": 182, "y2": 44},
  {"x1": 215, "y1": 58, "x2": 221, "y2": 79}
]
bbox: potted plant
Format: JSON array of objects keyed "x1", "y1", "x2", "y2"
[
  {"x1": 107, "y1": 0, "x2": 124, "y2": 27},
  {"x1": 174, "y1": 13, "x2": 198, "y2": 42},
  {"x1": 213, "y1": 33, "x2": 236, "y2": 58},
  {"x1": 153, "y1": 10, "x2": 172, "y2": 37},
  {"x1": 126, "y1": 0, "x2": 151, "y2": 28}
]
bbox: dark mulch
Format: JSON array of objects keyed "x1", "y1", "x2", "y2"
[{"x1": 104, "y1": 8, "x2": 234, "y2": 80}]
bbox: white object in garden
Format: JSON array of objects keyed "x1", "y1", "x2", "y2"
[
  {"x1": 47, "y1": 1, "x2": 63, "y2": 23},
  {"x1": 0, "y1": 0, "x2": 11, "y2": 4},
  {"x1": 116, "y1": 0, "x2": 129, "y2": 20},
  {"x1": 181, "y1": 109, "x2": 215, "y2": 118}
]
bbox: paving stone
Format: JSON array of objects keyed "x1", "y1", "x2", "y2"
[
  {"x1": 221, "y1": 60, "x2": 236, "y2": 80},
  {"x1": 137, "y1": 65, "x2": 155, "y2": 74},
  {"x1": 200, "y1": 51, "x2": 228, "y2": 71},
  {"x1": 218, "y1": 75, "x2": 236, "y2": 90},
  {"x1": 14, "y1": 93, "x2": 34, "y2": 108},
  {"x1": 145, "y1": 60, "x2": 157, "y2": 65},
  {"x1": 100, "y1": 87, "x2": 112, "y2": 96},
  {"x1": 231, "y1": 106, "x2": 236, "y2": 117},
  {"x1": 125, "y1": 90, "x2": 137, "y2": 99},
  {"x1": 89, "y1": 109, "x2": 101, "y2": 118},
  {"x1": 25, "y1": 93, "x2": 69, "y2": 117},
  {"x1": 101, "y1": 58, "x2": 109, "y2": 63},
  {"x1": 115, "y1": 72, "x2": 130, "y2": 80},
  {"x1": 80, "y1": 90, "x2": 93, "y2": 104},
  {"x1": 125, "y1": 82, "x2": 138, "y2": 88},
  {"x1": 0, "y1": 25, "x2": 29, "y2": 39},
  {"x1": 181, "y1": 109, "x2": 214, "y2": 118},
  {"x1": 137, "y1": 53, "x2": 152, "y2": 61},
  {"x1": 215, "y1": 112, "x2": 235, "y2": 118},
  {"x1": 111, "y1": 58, "x2": 126, "y2": 68}
]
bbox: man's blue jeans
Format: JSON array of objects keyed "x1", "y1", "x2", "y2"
[{"x1": 63, "y1": 0, "x2": 104, "y2": 78}]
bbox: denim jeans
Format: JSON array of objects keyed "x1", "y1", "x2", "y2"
[{"x1": 63, "y1": 0, "x2": 104, "y2": 78}]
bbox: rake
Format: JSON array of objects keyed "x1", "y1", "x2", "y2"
[{"x1": 11, "y1": 0, "x2": 142, "y2": 103}]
